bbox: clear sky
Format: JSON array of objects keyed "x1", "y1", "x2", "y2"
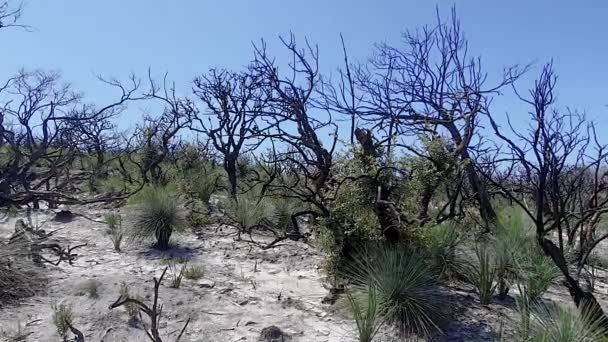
[{"x1": 3, "y1": 0, "x2": 608, "y2": 133}]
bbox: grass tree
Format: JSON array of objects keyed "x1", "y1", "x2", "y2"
[
  {"x1": 130, "y1": 186, "x2": 186, "y2": 250},
  {"x1": 344, "y1": 243, "x2": 445, "y2": 338}
]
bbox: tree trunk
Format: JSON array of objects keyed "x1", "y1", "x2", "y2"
[
  {"x1": 540, "y1": 237, "x2": 608, "y2": 329},
  {"x1": 225, "y1": 156, "x2": 238, "y2": 197}
]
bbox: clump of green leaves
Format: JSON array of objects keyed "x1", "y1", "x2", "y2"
[
  {"x1": 529, "y1": 302, "x2": 608, "y2": 341},
  {"x1": 52, "y1": 303, "x2": 74, "y2": 341},
  {"x1": 168, "y1": 261, "x2": 186, "y2": 289},
  {"x1": 423, "y1": 222, "x2": 464, "y2": 280},
  {"x1": 129, "y1": 186, "x2": 186, "y2": 250},
  {"x1": 119, "y1": 282, "x2": 140, "y2": 322},
  {"x1": 183, "y1": 264, "x2": 205, "y2": 280},
  {"x1": 467, "y1": 243, "x2": 497, "y2": 305},
  {"x1": 223, "y1": 191, "x2": 273, "y2": 234},
  {"x1": 344, "y1": 243, "x2": 445, "y2": 338},
  {"x1": 105, "y1": 213, "x2": 124, "y2": 252},
  {"x1": 347, "y1": 284, "x2": 386, "y2": 342},
  {"x1": 84, "y1": 280, "x2": 100, "y2": 299}
]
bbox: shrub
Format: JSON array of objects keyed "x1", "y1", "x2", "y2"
[
  {"x1": 84, "y1": 280, "x2": 100, "y2": 299},
  {"x1": 119, "y1": 282, "x2": 140, "y2": 322},
  {"x1": 494, "y1": 206, "x2": 537, "y2": 299},
  {"x1": 52, "y1": 303, "x2": 74, "y2": 341},
  {"x1": 185, "y1": 169, "x2": 219, "y2": 206},
  {"x1": 529, "y1": 302, "x2": 608, "y2": 341},
  {"x1": 423, "y1": 222, "x2": 464, "y2": 280},
  {"x1": 129, "y1": 186, "x2": 186, "y2": 250},
  {"x1": 344, "y1": 243, "x2": 444, "y2": 337},
  {"x1": 105, "y1": 213, "x2": 124, "y2": 252},
  {"x1": 271, "y1": 196, "x2": 306, "y2": 232},
  {"x1": 467, "y1": 243, "x2": 497, "y2": 305},
  {"x1": 169, "y1": 261, "x2": 186, "y2": 289},
  {"x1": 224, "y1": 191, "x2": 273, "y2": 234},
  {"x1": 105, "y1": 213, "x2": 121, "y2": 231},
  {"x1": 347, "y1": 284, "x2": 385, "y2": 342},
  {"x1": 183, "y1": 264, "x2": 205, "y2": 280},
  {"x1": 519, "y1": 247, "x2": 560, "y2": 302}
]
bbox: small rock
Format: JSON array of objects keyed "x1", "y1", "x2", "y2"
[{"x1": 197, "y1": 279, "x2": 216, "y2": 288}]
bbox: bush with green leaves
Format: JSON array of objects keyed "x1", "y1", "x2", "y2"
[
  {"x1": 529, "y1": 302, "x2": 608, "y2": 342},
  {"x1": 271, "y1": 196, "x2": 306, "y2": 232},
  {"x1": 347, "y1": 284, "x2": 386, "y2": 342},
  {"x1": 119, "y1": 282, "x2": 140, "y2": 322},
  {"x1": 344, "y1": 243, "x2": 445, "y2": 338},
  {"x1": 52, "y1": 303, "x2": 74, "y2": 341},
  {"x1": 467, "y1": 243, "x2": 497, "y2": 305},
  {"x1": 183, "y1": 264, "x2": 205, "y2": 280},
  {"x1": 223, "y1": 191, "x2": 273, "y2": 234},
  {"x1": 129, "y1": 186, "x2": 186, "y2": 250},
  {"x1": 182, "y1": 168, "x2": 220, "y2": 206},
  {"x1": 494, "y1": 206, "x2": 534, "y2": 299},
  {"x1": 422, "y1": 222, "x2": 464, "y2": 280},
  {"x1": 105, "y1": 213, "x2": 124, "y2": 252}
]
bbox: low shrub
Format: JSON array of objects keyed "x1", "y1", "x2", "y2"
[
  {"x1": 344, "y1": 243, "x2": 445, "y2": 338},
  {"x1": 129, "y1": 186, "x2": 186, "y2": 250}
]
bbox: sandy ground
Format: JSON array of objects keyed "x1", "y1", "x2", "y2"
[{"x1": 2, "y1": 205, "x2": 608, "y2": 342}]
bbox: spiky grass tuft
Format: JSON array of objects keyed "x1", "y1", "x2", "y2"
[
  {"x1": 129, "y1": 186, "x2": 186, "y2": 250},
  {"x1": 344, "y1": 243, "x2": 445, "y2": 338}
]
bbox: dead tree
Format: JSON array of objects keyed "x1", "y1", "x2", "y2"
[
  {"x1": 480, "y1": 62, "x2": 608, "y2": 325},
  {"x1": 110, "y1": 267, "x2": 191, "y2": 342},
  {"x1": 319, "y1": 8, "x2": 526, "y2": 228},
  {"x1": 192, "y1": 68, "x2": 267, "y2": 196},
  {"x1": 250, "y1": 34, "x2": 337, "y2": 238},
  {"x1": 128, "y1": 72, "x2": 196, "y2": 185},
  {"x1": 0, "y1": 70, "x2": 144, "y2": 208}
]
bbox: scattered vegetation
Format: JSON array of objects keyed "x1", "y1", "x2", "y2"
[
  {"x1": 110, "y1": 268, "x2": 191, "y2": 342},
  {"x1": 468, "y1": 243, "x2": 498, "y2": 305}
]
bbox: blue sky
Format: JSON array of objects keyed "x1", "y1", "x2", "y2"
[{"x1": 3, "y1": 0, "x2": 608, "y2": 135}]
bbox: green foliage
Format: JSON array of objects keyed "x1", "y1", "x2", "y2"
[
  {"x1": 52, "y1": 303, "x2": 74, "y2": 341},
  {"x1": 129, "y1": 186, "x2": 186, "y2": 250},
  {"x1": 98, "y1": 176, "x2": 129, "y2": 194},
  {"x1": 119, "y1": 282, "x2": 140, "y2": 322},
  {"x1": 182, "y1": 168, "x2": 220, "y2": 205},
  {"x1": 494, "y1": 206, "x2": 557, "y2": 301},
  {"x1": 183, "y1": 264, "x2": 205, "y2": 280},
  {"x1": 105, "y1": 213, "x2": 124, "y2": 252},
  {"x1": 529, "y1": 302, "x2": 608, "y2": 342},
  {"x1": 168, "y1": 261, "x2": 186, "y2": 289},
  {"x1": 347, "y1": 284, "x2": 385, "y2": 342},
  {"x1": 223, "y1": 191, "x2": 273, "y2": 233},
  {"x1": 84, "y1": 280, "x2": 100, "y2": 299},
  {"x1": 467, "y1": 243, "x2": 497, "y2": 305},
  {"x1": 344, "y1": 243, "x2": 445, "y2": 337},
  {"x1": 519, "y1": 247, "x2": 560, "y2": 302},
  {"x1": 271, "y1": 196, "x2": 306, "y2": 231},
  {"x1": 422, "y1": 222, "x2": 464, "y2": 280},
  {"x1": 515, "y1": 284, "x2": 532, "y2": 340}
]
